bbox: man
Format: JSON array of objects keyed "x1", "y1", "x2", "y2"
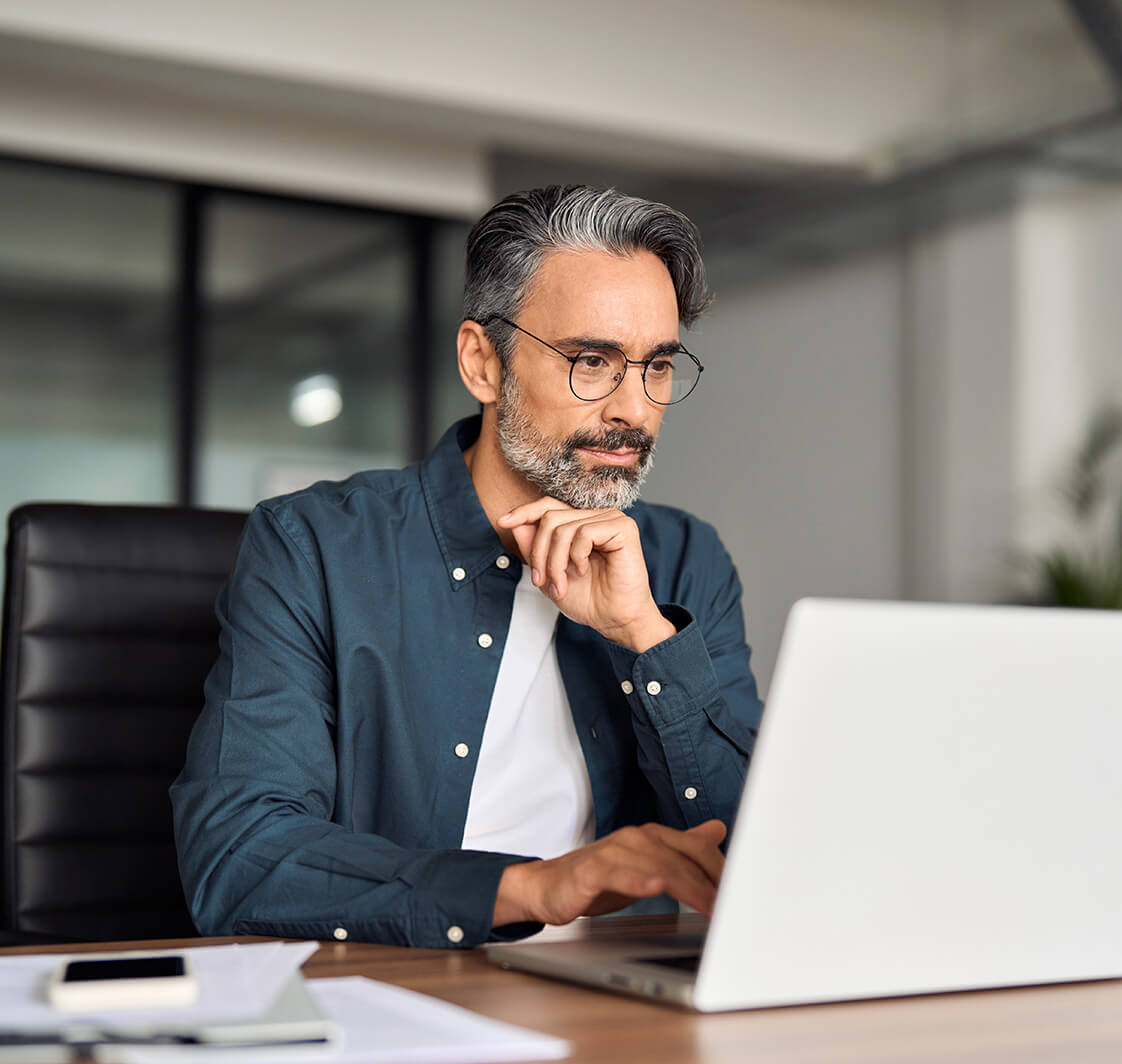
[{"x1": 172, "y1": 185, "x2": 763, "y2": 948}]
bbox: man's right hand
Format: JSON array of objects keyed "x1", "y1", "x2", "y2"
[{"x1": 492, "y1": 820, "x2": 727, "y2": 929}]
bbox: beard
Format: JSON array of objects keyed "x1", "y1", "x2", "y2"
[{"x1": 496, "y1": 368, "x2": 656, "y2": 510}]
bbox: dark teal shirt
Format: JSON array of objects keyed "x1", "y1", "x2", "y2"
[{"x1": 172, "y1": 417, "x2": 763, "y2": 947}]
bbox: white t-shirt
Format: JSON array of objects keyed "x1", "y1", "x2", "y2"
[{"x1": 461, "y1": 568, "x2": 595, "y2": 859}]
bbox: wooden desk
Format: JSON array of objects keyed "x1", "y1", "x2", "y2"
[{"x1": 6, "y1": 915, "x2": 1122, "y2": 1063}]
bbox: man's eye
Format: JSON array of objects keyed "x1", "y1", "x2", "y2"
[
  {"x1": 646, "y1": 357, "x2": 675, "y2": 376},
  {"x1": 575, "y1": 352, "x2": 612, "y2": 372}
]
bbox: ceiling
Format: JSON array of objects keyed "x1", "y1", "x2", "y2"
[
  {"x1": 0, "y1": 0, "x2": 1116, "y2": 179},
  {"x1": 2, "y1": 0, "x2": 1122, "y2": 277}
]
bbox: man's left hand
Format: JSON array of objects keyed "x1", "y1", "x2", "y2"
[{"x1": 497, "y1": 498, "x2": 676, "y2": 653}]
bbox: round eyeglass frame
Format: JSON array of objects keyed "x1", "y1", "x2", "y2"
[{"x1": 490, "y1": 316, "x2": 704, "y2": 405}]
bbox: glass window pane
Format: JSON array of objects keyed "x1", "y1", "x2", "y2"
[
  {"x1": 0, "y1": 162, "x2": 175, "y2": 523},
  {"x1": 198, "y1": 196, "x2": 412, "y2": 509}
]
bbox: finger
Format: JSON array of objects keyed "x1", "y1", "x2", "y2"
[
  {"x1": 618, "y1": 822, "x2": 724, "y2": 897},
  {"x1": 688, "y1": 819, "x2": 728, "y2": 846},
  {"x1": 657, "y1": 818, "x2": 727, "y2": 869},
  {"x1": 656, "y1": 821, "x2": 727, "y2": 886},
  {"x1": 597, "y1": 830, "x2": 720, "y2": 917},
  {"x1": 540, "y1": 510, "x2": 621, "y2": 592},
  {"x1": 567, "y1": 512, "x2": 626, "y2": 574},
  {"x1": 542, "y1": 829, "x2": 721, "y2": 924},
  {"x1": 633, "y1": 853, "x2": 718, "y2": 918},
  {"x1": 509, "y1": 524, "x2": 537, "y2": 570},
  {"x1": 510, "y1": 521, "x2": 555, "y2": 588},
  {"x1": 526, "y1": 519, "x2": 551, "y2": 589},
  {"x1": 534, "y1": 509, "x2": 625, "y2": 583},
  {"x1": 544, "y1": 517, "x2": 589, "y2": 598},
  {"x1": 527, "y1": 509, "x2": 584, "y2": 591},
  {"x1": 585, "y1": 891, "x2": 651, "y2": 918},
  {"x1": 580, "y1": 863, "x2": 667, "y2": 903},
  {"x1": 497, "y1": 497, "x2": 574, "y2": 528}
]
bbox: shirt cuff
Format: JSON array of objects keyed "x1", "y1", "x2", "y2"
[
  {"x1": 408, "y1": 851, "x2": 541, "y2": 948},
  {"x1": 607, "y1": 604, "x2": 721, "y2": 729}
]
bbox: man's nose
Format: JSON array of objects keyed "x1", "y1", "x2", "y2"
[{"x1": 601, "y1": 365, "x2": 652, "y2": 427}]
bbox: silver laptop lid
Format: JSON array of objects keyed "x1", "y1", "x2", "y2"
[{"x1": 696, "y1": 598, "x2": 1122, "y2": 1011}]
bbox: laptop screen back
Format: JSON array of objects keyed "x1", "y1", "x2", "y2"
[{"x1": 696, "y1": 598, "x2": 1122, "y2": 1011}]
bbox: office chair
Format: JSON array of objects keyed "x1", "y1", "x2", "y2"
[{"x1": 0, "y1": 502, "x2": 246, "y2": 943}]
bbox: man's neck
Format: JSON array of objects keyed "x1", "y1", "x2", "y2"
[{"x1": 462, "y1": 415, "x2": 540, "y2": 559}]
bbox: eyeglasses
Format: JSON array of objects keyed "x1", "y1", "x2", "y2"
[{"x1": 490, "y1": 316, "x2": 704, "y2": 405}]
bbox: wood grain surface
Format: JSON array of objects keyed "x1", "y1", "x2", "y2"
[{"x1": 5, "y1": 914, "x2": 1122, "y2": 1062}]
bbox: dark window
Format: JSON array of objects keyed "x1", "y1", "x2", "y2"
[{"x1": 0, "y1": 156, "x2": 476, "y2": 516}]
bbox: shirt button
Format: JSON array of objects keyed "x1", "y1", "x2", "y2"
[
  {"x1": 477, "y1": 633, "x2": 493, "y2": 649},
  {"x1": 333, "y1": 926, "x2": 348, "y2": 940},
  {"x1": 646, "y1": 680, "x2": 662, "y2": 696},
  {"x1": 684, "y1": 786, "x2": 698, "y2": 800},
  {"x1": 620, "y1": 680, "x2": 634, "y2": 695},
  {"x1": 495, "y1": 555, "x2": 510, "y2": 569},
  {"x1": 451, "y1": 566, "x2": 466, "y2": 581},
  {"x1": 447, "y1": 925, "x2": 465, "y2": 944},
  {"x1": 454, "y1": 742, "x2": 469, "y2": 758}
]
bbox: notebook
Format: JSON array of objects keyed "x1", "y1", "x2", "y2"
[{"x1": 487, "y1": 598, "x2": 1122, "y2": 1011}]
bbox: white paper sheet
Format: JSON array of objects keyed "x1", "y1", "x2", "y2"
[
  {"x1": 0, "y1": 940, "x2": 318, "y2": 1028},
  {"x1": 109, "y1": 976, "x2": 571, "y2": 1064}
]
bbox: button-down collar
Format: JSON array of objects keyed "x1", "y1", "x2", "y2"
[{"x1": 421, "y1": 417, "x2": 519, "y2": 591}]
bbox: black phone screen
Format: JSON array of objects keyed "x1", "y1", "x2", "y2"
[{"x1": 62, "y1": 956, "x2": 186, "y2": 982}]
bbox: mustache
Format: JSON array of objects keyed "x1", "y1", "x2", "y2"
[{"x1": 563, "y1": 427, "x2": 655, "y2": 461}]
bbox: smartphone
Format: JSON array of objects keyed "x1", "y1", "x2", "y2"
[{"x1": 47, "y1": 953, "x2": 198, "y2": 1011}]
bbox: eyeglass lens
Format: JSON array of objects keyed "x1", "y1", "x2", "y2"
[{"x1": 570, "y1": 349, "x2": 699, "y2": 404}]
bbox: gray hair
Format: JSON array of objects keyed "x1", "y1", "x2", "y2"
[{"x1": 463, "y1": 185, "x2": 712, "y2": 363}]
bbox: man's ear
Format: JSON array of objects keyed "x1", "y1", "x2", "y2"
[{"x1": 457, "y1": 320, "x2": 503, "y2": 405}]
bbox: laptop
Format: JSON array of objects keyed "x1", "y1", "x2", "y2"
[{"x1": 487, "y1": 597, "x2": 1122, "y2": 1011}]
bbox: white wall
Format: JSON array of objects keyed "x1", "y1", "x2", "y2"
[
  {"x1": 649, "y1": 178, "x2": 1122, "y2": 692},
  {"x1": 1014, "y1": 182, "x2": 1122, "y2": 555},
  {"x1": 903, "y1": 180, "x2": 1122, "y2": 612},
  {"x1": 645, "y1": 251, "x2": 904, "y2": 692},
  {"x1": 901, "y1": 212, "x2": 1018, "y2": 603}
]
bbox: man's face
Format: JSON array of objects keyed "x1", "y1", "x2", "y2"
[{"x1": 495, "y1": 248, "x2": 679, "y2": 510}]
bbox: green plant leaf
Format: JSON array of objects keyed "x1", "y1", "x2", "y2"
[{"x1": 1036, "y1": 549, "x2": 1122, "y2": 609}]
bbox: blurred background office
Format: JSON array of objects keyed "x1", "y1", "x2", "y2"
[{"x1": 2, "y1": 0, "x2": 1121, "y2": 691}]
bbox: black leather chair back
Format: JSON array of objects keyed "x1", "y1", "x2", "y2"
[{"x1": 1, "y1": 503, "x2": 246, "y2": 942}]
